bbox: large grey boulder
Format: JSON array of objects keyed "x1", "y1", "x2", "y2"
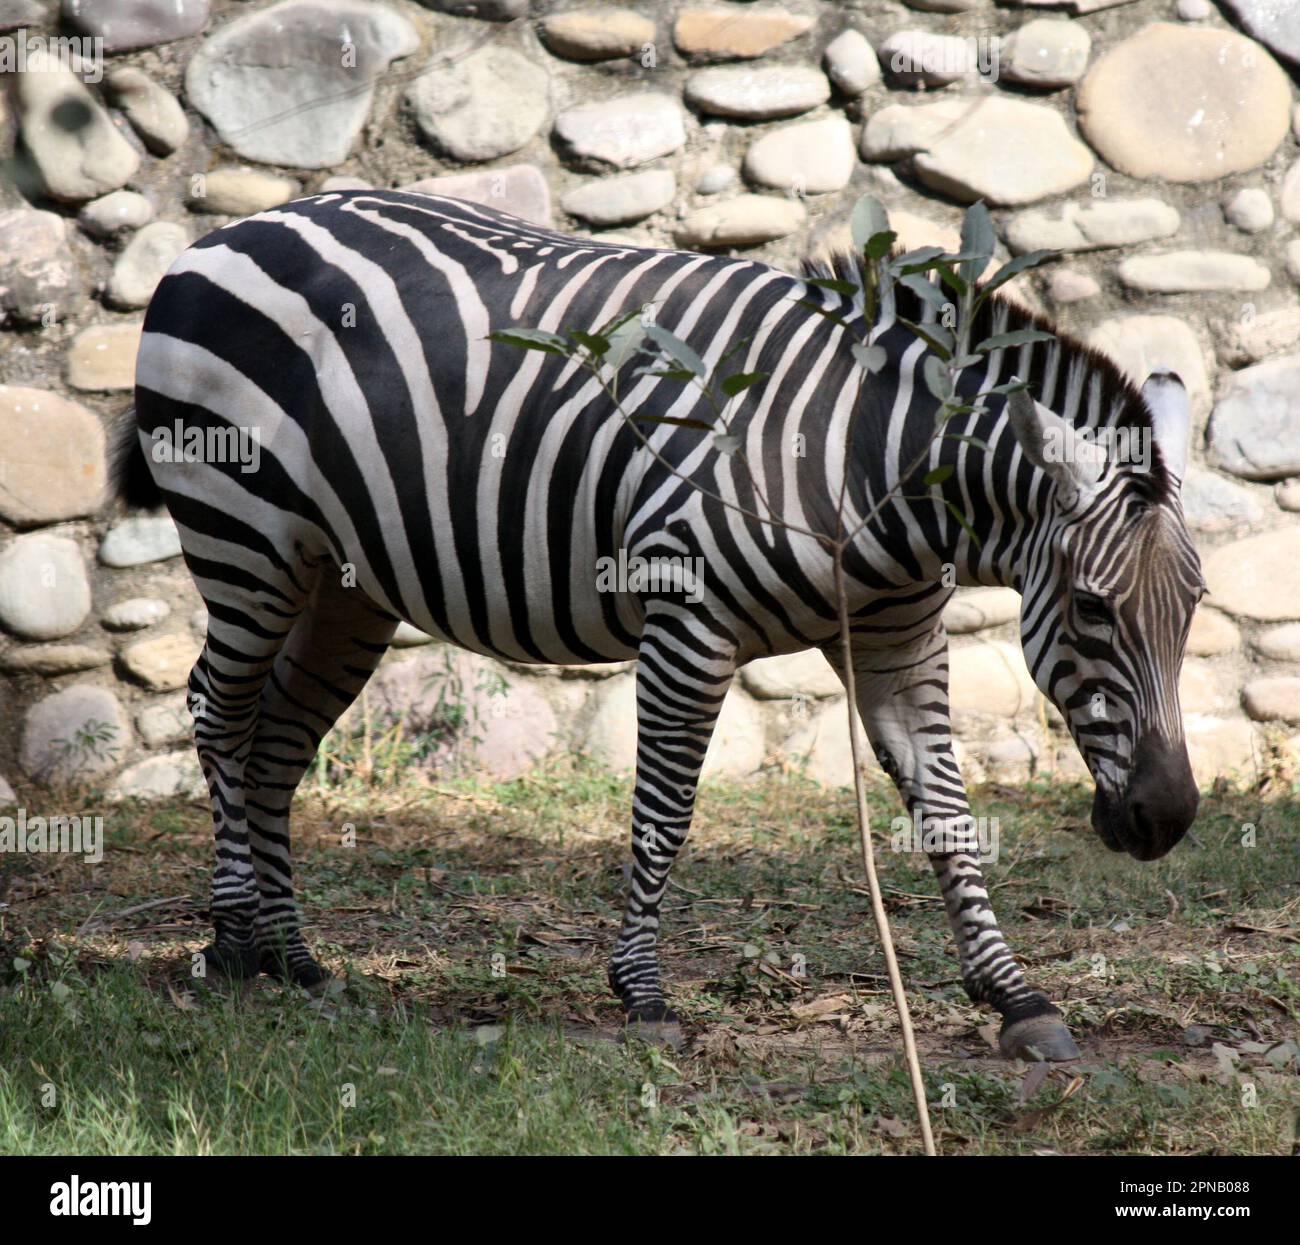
[{"x1": 185, "y1": 0, "x2": 418, "y2": 168}]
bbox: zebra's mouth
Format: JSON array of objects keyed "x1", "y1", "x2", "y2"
[
  {"x1": 1091, "y1": 791, "x2": 1126, "y2": 854},
  {"x1": 1089, "y1": 787, "x2": 1161, "y2": 858},
  {"x1": 1092, "y1": 790, "x2": 1176, "y2": 861},
  {"x1": 1090, "y1": 734, "x2": 1199, "y2": 861}
]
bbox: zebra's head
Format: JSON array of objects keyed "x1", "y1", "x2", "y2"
[{"x1": 1006, "y1": 370, "x2": 1204, "y2": 861}]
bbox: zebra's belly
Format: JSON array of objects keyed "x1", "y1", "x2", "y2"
[
  {"x1": 321, "y1": 459, "x2": 645, "y2": 666},
  {"x1": 391, "y1": 566, "x2": 644, "y2": 667}
]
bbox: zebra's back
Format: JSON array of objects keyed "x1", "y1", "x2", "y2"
[{"x1": 135, "y1": 191, "x2": 840, "y2": 665}]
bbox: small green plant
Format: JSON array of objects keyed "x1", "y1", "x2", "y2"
[
  {"x1": 727, "y1": 935, "x2": 801, "y2": 1006},
  {"x1": 42, "y1": 718, "x2": 124, "y2": 785},
  {"x1": 310, "y1": 645, "x2": 511, "y2": 794}
]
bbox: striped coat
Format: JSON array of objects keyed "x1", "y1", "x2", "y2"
[{"x1": 120, "y1": 191, "x2": 1203, "y2": 1057}]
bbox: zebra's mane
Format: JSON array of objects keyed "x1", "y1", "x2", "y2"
[{"x1": 802, "y1": 248, "x2": 1173, "y2": 505}]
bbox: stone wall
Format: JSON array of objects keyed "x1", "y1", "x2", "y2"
[{"x1": 2, "y1": 0, "x2": 1299, "y2": 801}]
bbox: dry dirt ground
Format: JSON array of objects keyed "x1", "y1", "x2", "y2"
[{"x1": 1, "y1": 768, "x2": 1297, "y2": 1154}]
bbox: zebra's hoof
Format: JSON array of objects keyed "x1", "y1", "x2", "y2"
[
  {"x1": 622, "y1": 1004, "x2": 684, "y2": 1049},
  {"x1": 195, "y1": 942, "x2": 259, "y2": 981},
  {"x1": 999, "y1": 1013, "x2": 1081, "y2": 1062},
  {"x1": 259, "y1": 948, "x2": 332, "y2": 993},
  {"x1": 622, "y1": 1019, "x2": 684, "y2": 1049}
]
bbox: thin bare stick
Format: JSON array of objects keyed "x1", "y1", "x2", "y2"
[
  {"x1": 361, "y1": 686, "x2": 373, "y2": 785},
  {"x1": 490, "y1": 207, "x2": 1030, "y2": 1155},
  {"x1": 834, "y1": 548, "x2": 936, "y2": 1156},
  {"x1": 76, "y1": 894, "x2": 190, "y2": 937},
  {"x1": 591, "y1": 367, "x2": 830, "y2": 545}
]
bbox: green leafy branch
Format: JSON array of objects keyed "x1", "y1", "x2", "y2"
[{"x1": 487, "y1": 195, "x2": 1060, "y2": 1157}]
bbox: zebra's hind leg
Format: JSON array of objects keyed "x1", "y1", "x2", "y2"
[
  {"x1": 189, "y1": 589, "x2": 304, "y2": 984},
  {"x1": 243, "y1": 572, "x2": 399, "y2": 989},
  {"x1": 823, "y1": 628, "x2": 1080, "y2": 1062},
  {"x1": 608, "y1": 609, "x2": 736, "y2": 1042}
]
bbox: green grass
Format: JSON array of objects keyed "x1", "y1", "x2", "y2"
[{"x1": 1, "y1": 765, "x2": 1297, "y2": 1154}]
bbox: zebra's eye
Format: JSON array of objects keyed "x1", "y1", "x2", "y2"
[{"x1": 1074, "y1": 590, "x2": 1112, "y2": 627}]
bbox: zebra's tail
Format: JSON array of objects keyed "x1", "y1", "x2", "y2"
[{"x1": 108, "y1": 405, "x2": 162, "y2": 511}]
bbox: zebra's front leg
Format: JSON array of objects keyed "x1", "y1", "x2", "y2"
[
  {"x1": 825, "y1": 630, "x2": 1080, "y2": 1062},
  {"x1": 608, "y1": 611, "x2": 736, "y2": 1041},
  {"x1": 927, "y1": 846, "x2": 1079, "y2": 1061}
]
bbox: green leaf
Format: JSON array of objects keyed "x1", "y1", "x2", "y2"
[
  {"x1": 978, "y1": 249, "x2": 1058, "y2": 300},
  {"x1": 487, "y1": 328, "x2": 570, "y2": 356},
  {"x1": 943, "y1": 499, "x2": 982, "y2": 548},
  {"x1": 713, "y1": 433, "x2": 741, "y2": 454},
  {"x1": 606, "y1": 316, "x2": 646, "y2": 370},
  {"x1": 720, "y1": 370, "x2": 768, "y2": 396},
  {"x1": 863, "y1": 230, "x2": 898, "y2": 262},
  {"x1": 597, "y1": 306, "x2": 643, "y2": 337},
  {"x1": 923, "y1": 464, "x2": 954, "y2": 486},
  {"x1": 806, "y1": 276, "x2": 859, "y2": 295},
  {"x1": 644, "y1": 322, "x2": 706, "y2": 378},
  {"x1": 568, "y1": 330, "x2": 610, "y2": 356},
  {"x1": 632, "y1": 415, "x2": 713, "y2": 431},
  {"x1": 977, "y1": 328, "x2": 1056, "y2": 353},
  {"x1": 924, "y1": 354, "x2": 951, "y2": 401},
  {"x1": 942, "y1": 432, "x2": 991, "y2": 453},
  {"x1": 897, "y1": 316, "x2": 954, "y2": 360},
  {"x1": 850, "y1": 195, "x2": 891, "y2": 256},
  {"x1": 718, "y1": 334, "x2": 753, "y2": 365},
  {"x1": 930, "y1": 260, "x2": 969, "y2": 298},
  {"x1": 1155, "y1": 1083, "x2": 1193, "y2": 1108},
  {"x1": 797, "y1": 299, "x2": 853, "y2": 330},
  {"x1": 890, "y1": 246, "x2": 946, "y2": 277},
  {"x1": 899, "y1": 273, "x2": 949, "y2": 311},
  {"x1": 851, "y1": 342, "x2": 888, "y2": 374},
  {"x1": 959, "y1": 201, "x2": 996, "y2": 286},
  {"x1": 637, "y1": 367, "x2": 697, "y2": 382}
]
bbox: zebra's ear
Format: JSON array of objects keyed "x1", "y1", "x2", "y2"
[
  {"x1": 1140, "y1": 368, "x2": 1189, "y2": 487},
  {"x1": 1005, "y1": 380, "x2": 1102, "y2": 507}
]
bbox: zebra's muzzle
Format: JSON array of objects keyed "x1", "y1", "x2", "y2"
[{"x1": 1091, "y1": 733, "x2": 1198, "y2": 862}]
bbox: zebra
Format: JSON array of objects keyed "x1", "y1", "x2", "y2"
[{"x1": 114, "y1": 190, "x2": 1204, "y2": 1060}]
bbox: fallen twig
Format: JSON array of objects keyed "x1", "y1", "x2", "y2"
[{"x1": 76, "y1": 894, "x2": 190, "y2": 937}]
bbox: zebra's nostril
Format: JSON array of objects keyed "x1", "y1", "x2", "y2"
[
  {"x1": 1121, "y1": 733, "x2": 1199, "y2": 859},
  {"x1": 1124, "y1": 801, "x2": 1154, "y2": 854}
]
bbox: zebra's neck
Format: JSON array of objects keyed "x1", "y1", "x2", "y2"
[{"x1": 825, "y1": 266, "x2": 1169, "y2": 594}]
